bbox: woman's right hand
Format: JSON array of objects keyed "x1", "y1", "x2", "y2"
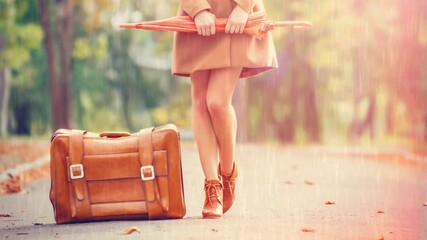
[{"x1": 194, "y1": 10, "x2": 216, "y2": 36}]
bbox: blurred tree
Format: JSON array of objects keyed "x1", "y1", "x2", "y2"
[
  {"x1": 71, "y1": 0, "x2": 170, "y2": 131},
  {"x1": 251, "y1": 1, "x2": 320, "y2": 143},
  {"x1": 38, "y1": 0, "x2": 74, "y2": 130},
  {"x1": 392, "y1": 0, "x2": 423, "y2": 140},
  {"x1": 348, "y1": 0, "x2": 378, "y2": 141},
  {"x1": 57, "y1": 0, "x2": 74, "y2": 129},
  {"x1": 38, "y1": 0, "x2": 63, "y2": 131},
  {"x1": 423, "y1": 4, "x2": 427, "y2": 142},
  {"x1": 106, "y1": 31, "x2": 163, "y2": 131},
  {"x1": 2, "y1": 0, "x2": 426, "y2": 144},
  {"x1": 0, "y1": 34, "x2": 11, "y2": 138},
  {"x1": 0, "y1": 0, "x2": 43, "y2": 136}
]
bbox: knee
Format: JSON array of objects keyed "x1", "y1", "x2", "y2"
[
  {"x1": 206, "y1": 97, "x2": 230, "y2": 117},
  {"x1": 192, "y1": 94, "x2": 208, "y2": 113}
]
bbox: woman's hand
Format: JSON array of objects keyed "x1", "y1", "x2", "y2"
[
  {"x1": 194, "y1": 10, "x2": 216, "y2": 36},
  {"x1": 225, "y1": 4, "x2": 249, "y2": 34}
]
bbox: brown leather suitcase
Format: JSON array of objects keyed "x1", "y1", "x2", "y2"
[{"x1": 49, "y1": 124, "x2": 186, "y2": 223}]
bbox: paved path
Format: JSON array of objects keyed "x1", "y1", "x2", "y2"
[{"x1": 0, "y1": 144, "x2": 426, "y2": 240}]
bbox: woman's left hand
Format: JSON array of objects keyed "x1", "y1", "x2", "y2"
[{"x1": 225, "y1": 4, "x2": 249, "y2": 34}]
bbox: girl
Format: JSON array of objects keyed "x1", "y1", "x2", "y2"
[{"x1": 172, "y1": 0, "x2": 278, "y2": 218}]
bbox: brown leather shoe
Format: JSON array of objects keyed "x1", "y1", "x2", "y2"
[
  {"x1": 202, "y1": 178, "x2": 223, "y2": 218},
  {"x1": 219, "y1": 162, "x2": 238, "y2": 214}
]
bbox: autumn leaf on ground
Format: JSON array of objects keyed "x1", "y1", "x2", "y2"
[
  {"x1": 423, "y1": 202, "x2": 427, "y2": 206},
  {"x1": 284, "y1": 181, "x2": 292, "y2": 184},
  {"x1": 304, "y1": 180, "x2": 314, "y2": 185},
  {"x1": 302, "y1": 228, "x2": 315, "y2": 233},
  {"x1": 0, "y1": 214, "x2": 12, "y2": 217},
  {"x1": 121, "y1": 226, "x2": 141, "y2": 235},
  {"x1": 3, "y1": 173, "x2": 21, "y2": 194},
  {"x1": 377, "y1": 233, "x2": 384, "y2": 240},
  {"x1": 377, "y1": 210, "x2": 385, "y2": 214},
  {"x1": 325, "y1": 201, "x2": 335, "y2": 205}
]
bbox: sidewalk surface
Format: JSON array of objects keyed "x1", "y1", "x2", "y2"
[{"x1": 0, "y1": 143, "x2": 426, "y2": 240}]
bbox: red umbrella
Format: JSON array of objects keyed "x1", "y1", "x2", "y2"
[{"x1": 120, "y1": 11, "x2": 311, "y2": 39}]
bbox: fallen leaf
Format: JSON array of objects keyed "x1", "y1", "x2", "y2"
[
  {"x1": 302, "y1": 228, "x2": 315, "y2": 233},
  {"x1": 325, "y1": 201, "x2": 335, "y2": 205},
  {"x1": 3, "y1": 174, "x2": 21, "y2": 194},
  {"x1": 377, "y1": 210, "x2": 385, "y2": 214},
  {"x1": 0, "y1": 214, "x2": 12, "y2": 217},
  {"x1": 377, "y1": 233, "x2": 384, "y2": 240},
  {"x1": 423, "y1": 202, "x2": 427, "y2": 207},
  {"x1": 284, "y1": 181, "x2": 292, "y2": 184},
  {"x1": 121, "y1": 226, "x2": 140, "y2": 235},
  {"x1": 0, "y1": 140, "x2": 50, "y2": 196},
  {"x1": 32, "y1": 223, "x2": 43, "y2": 226},
  {"x1": 304, "y1": 180, "x2": 314, "y2": 185},
  {"x1": 211, "y1": 229, "x2": 218, "y2": 232}
]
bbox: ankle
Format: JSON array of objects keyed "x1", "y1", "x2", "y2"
[
  {"x1": 205, "y1": 177, "x2": 220, "y2": 182},
  {"x1": 220, "y1": 169, "x2": 232, "y2": 177},
  {"x1": 219, "y1": 163, "x2": 234, "y2": 177}
]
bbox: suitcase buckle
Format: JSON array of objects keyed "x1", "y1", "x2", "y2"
[
  {"x1": 70, "y1": 164, "x2": 84, "y2": 180},
  {"x1": 140, "y1": 165, "x2": 155, "y2": 181}
]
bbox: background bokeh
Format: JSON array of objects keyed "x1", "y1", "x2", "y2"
[{"x1": 1, "y1": 0, "x2": 426, "y2": 148}]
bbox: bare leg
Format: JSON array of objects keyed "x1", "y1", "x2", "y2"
[
  {"x1": 190, "y1": 70, "x2": 220, "y2": 181},
  {"x1": 206, "y1": 67, "x2": 242, "y2": 175}
]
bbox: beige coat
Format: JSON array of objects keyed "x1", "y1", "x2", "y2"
[{"x1": 172, "y1": 0, "x2": 278, "y2": 78}]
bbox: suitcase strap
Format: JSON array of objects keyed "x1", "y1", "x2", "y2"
[
  {"x1": 69, "y1": 130, "x2": 92, "y2": 220},
  {"x1": 138, "y1": 127, "x2": 164, "y2": 219}
]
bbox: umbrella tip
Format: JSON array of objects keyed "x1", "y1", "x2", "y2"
[
  {"x1": 293, "y1": 22, "x2": 313, "y2": 31},
  {"x1": 119, "y1": 23, "x2": 136, "y2": 29}
]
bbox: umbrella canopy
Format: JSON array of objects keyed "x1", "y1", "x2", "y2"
[{"x1": 120, "y1": 11, "x2": 311, "y2": 39}]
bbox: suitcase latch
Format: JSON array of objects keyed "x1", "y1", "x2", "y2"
[
  {"x1": 140, "y1": 165, "x2": 155, "y2": 181},
  {"x1": 70, "y1": 164, "x2": 84, "y2": 180}
]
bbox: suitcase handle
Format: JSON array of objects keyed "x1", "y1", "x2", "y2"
[{"x1": 100, "y1": 131, "x2": 131, "y2": 138}]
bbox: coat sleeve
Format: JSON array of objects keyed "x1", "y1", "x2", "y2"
[
  {"x1": 233, "y1": 0, "x2": 256, "y2": 13},
  {"x1": 180, "y1": 0, "x2": 212, "y2": 19}
]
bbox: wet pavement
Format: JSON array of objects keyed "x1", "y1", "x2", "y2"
[{"x1": 0, "y1": 144, "x2": 426, "y2": 240}]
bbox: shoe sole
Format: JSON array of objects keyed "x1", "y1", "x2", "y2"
[{"x1": 202, "y1": 213, "x2": 223, "y2": 219}]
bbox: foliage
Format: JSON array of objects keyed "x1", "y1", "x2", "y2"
[{"x1": 2, "y1": 0, "x2": 427, "y2": 145}]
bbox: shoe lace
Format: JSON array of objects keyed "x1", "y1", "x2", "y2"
[{"x1": 205, "y1": 182, "x2": 222, "y2": 206}]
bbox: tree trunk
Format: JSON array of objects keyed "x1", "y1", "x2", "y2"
[
  {"x1": 396, "y1": 0, "x2": 422, "y2": 137},
  {"x1": 424, "y1": 114, "x2": 427, "y2": 142},
  {"x1": 13, "y1": 103, "x2": 31, "y2": 135},
  {"x1": 278, "y1": 64, "x2": 297, "y2": 143},
  {"x1": 57, "y1": 0, "x2": 74, "y2": 128},
  {"x1": 39, "y1": 0, "x2": 66, "y2": 130},
  {"x1": 385, "y1": 96, "x2": 395, "y2": 135},
  {"x1": 121, "y1": 90, "x2": 135, "y2": 131},
  {"x1": 0, "y1": 32, "x2": 10, "y2": 138},
  {"x1": 0, "y1": 68, "x2": 11, "y2": 138},
  {"x1": 366, "y1": 94, "x2": 376, "y2": 139},
  {"x1": 303, "y1": 61, "x2": 321, "y2": 142}
]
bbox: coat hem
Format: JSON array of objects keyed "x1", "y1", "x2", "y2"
[{"x1": 172, "y1": 65, "x2": 278, "y2": 79}]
